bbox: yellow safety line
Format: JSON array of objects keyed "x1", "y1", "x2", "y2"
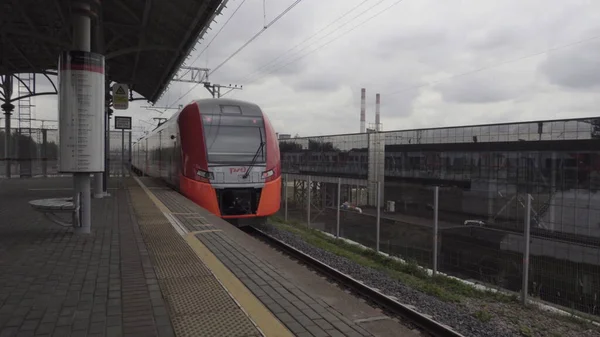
[
  {"x1": 192, "y1": 229, "x2": 222, "y2": 234},
  {"x1": 184, "y1": 234, "x2": 294, "y2": 337},
  {"x1": 133, "y1": 176, "x2": 171, "y2": 214},
  {"x1": 131, "y1": 176, "x2": 293, "y2": 337}
]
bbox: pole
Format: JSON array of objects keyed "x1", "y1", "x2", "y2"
[
  {"x1": 121, "y1": 129, "x2": 125, "y2": 183},
  {"x1": 522, "y1": 193, "x2": 532, "y2": 306},
  {"x1": 284, "y1": 173, "x2": 288, "y2": 222},
  {"x1": 128, "y1": 131, "x2": 132, "y2": 176},
  {"x1": 433, "y1": 186, "x2": 439, "y2": 276},
  {"x1": 103, "y1": 108, "x2": 110, "y2": 195},
  {"x1": 72, "y1": 0, "x2": 93, "y2": 234},
  {"x1": 93, "y1": 172, "x2": 103, "y2": 198},
  {"x1": 376, "y1": 181, "x2": 381, "y2": 252},
  {"x1": 336, "y1": 177, "x2": 341, "y2": 238},
  {"x1": 144, "y1": 138, "x2": 148, "y2": 176},
  {"x1": 93, "y1": 98, "x2": 106, "y2": 196},
  {"x1": 307, "y1": 176, "x2": 311, "y2": 228},
  {"x1": 2, "y1": 101, "x2": 14, "y2": 179}
]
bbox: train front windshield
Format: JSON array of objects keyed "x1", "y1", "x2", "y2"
[{"x1": 202, "y1": 114, "x2": 266, "y2": 164}]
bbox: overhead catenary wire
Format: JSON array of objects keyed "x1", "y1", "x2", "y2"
[
  {"x1": 209, "y1": 0, "x2": 305, "y2": 76},
  {"x1": 159, "y1": 0, "x2": 247, "y2": 112},
  {"x1": 180, "y1": 0, "x2": 249, "y2": 79},
  {"x1": 166, "y1": 0, "x2": 306, "y2": 110},
  {"x1": 243, "y1": 0, "x2": 407, "y2": 86},
  {"x1": 236, "y1": 0, "x2": 373, "y2": 84}
]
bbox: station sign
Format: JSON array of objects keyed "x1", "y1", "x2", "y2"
[
  {"x1": 112, "y1": 83, "x2": 129, "y2": 110},
  {"x1": 115, "y1": 116, "x2": 132, "y2": 130}
]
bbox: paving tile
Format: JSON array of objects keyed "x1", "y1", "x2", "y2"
[{"x1": 0, "y1": 180, "x2": 174, "y2": 337}]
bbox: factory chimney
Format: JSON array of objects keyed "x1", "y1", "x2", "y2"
[
  {"x1": 360, "y1": 88, "x2": 366, "y2": 133},
  {"x1": 375, "y1": 93, "x2": 381, "y2": 131}
]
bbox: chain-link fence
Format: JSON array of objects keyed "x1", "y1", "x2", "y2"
[
  {"x1": 0, "y1": 127, "x2": 132, "y2": 178},
  {"x1": 279, "y1": 117, "x2": 600, "y2": 317}
]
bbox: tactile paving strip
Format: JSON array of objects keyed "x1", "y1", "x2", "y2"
[
  {"x1": 172, "y1": 312, "x2": 263, "y2": 337},
  {"x1": 138, "y1": 180, "x2": 375, "y2": 337},
  {"x1": 127, "y1": 184, "x2": 262, "y2": 337}
]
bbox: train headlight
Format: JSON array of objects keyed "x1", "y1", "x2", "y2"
[
  {"x1": 196, "y1": 169, "x2": 214, "y2": 180},
  {"x1": 261, "y1": 169, "x2": 274, "y2": 179}
]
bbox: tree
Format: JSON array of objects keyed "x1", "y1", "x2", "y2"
[
  {"x1": 279, "y1": 141, "x2": 302, "y2": 152},
  {"x1": 308, "y1": 139, "x2": 337, "y2": 151}
]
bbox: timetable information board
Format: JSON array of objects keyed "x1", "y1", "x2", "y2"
[{"x1": 58, "y1": 50, "x2": 105, "y2": 173}]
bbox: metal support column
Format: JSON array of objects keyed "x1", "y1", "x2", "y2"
[
  {"x1": 103, "y1": 108, "x2": 112, "y2": 194},
  {"x1": 128, "y1": 131, "x2": 132, "y2": 175},
  {"x1": 120, "y1": 129, "x2": 125, "y2": 184},
  {"x1": 2, "y1": 101, "x2": 14, "y2": 179},
  {"x1": 522, "y1": 193, "x2": 532, "y2": 306},
  {"x1": 72, "y1": 0, "x2": 93, "y2": 234},
  {"x1": 92, "y1": 0, "x2": 105, "y2": 198},
  {"x1": 2, "y1": 74, "x2": 14, "y2": 178},
  {"x1": 433, "y1": 186, "x2": 439, "y2": 276},
  {"x1": 93, "y1": 172, "x2": 103, "y2": 198}
]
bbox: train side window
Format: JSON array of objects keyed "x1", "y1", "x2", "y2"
[{"x1": 220, "y1": 105, "x2": 242, "y2": 114}]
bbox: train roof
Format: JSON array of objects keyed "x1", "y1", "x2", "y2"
[
  {"x1": 192, "y1": 97, "x2": 263, "y2": 117},
  {"x1": 134, "y1": 98, "x2": 265, "y2": 143},
  {"x1": 191, "y1": 97, "x2": 256, "y2": 106}
]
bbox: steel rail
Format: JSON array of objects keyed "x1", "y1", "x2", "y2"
[{"x1": 245, "y1": 226, "x2": 465, "y2": 337}]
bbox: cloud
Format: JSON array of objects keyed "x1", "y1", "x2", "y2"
[
  {"x1": 19, "y1": 0, "x2": 600, "y2": 140},
  {"x1": 539, "y1": 38, "x2": 600, "y2": 90}
]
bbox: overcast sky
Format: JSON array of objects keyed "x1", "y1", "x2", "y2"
[{"x1": 30, "y1": 0, "x2": 600, "y2": 139}]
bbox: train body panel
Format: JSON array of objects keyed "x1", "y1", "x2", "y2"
[{"x1": 132, "y1": 98, "x2": 281, "y2": 225}]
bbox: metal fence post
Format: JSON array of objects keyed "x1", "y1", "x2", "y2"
[
  {"x1": 128, "y1": 131, "x2": 132, "y2": 176},
  {"x1": 433, "y1": 186, "x2": 439, "y2": 276},
  {"x1": 376, "y1": 181, "x2": 381, "y2": 252},
  {"x1": 336, "y1": 178, "x2": 341, "y2": 238},
  {"x1": 522, "y1": 193, "x2": 532, "y2": 306},
  {"x1": 284, "y1": 173, "x2": 288, "y2": 222},
  {"x1": 307, "y1": 176, "x2": 311, "y2": 228}
]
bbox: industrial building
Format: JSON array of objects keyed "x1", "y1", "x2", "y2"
[{"x1": 279, "y1": 116, "x2": 600, "y2": 314}]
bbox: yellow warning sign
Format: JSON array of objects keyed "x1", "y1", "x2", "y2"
[{"x1": 112, "y1": 83, "x2": 129, "y2": 110}]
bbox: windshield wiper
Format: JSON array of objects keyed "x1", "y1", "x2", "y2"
[{"x1": 242, "y1": 142, "x2": 265, "y2": 179}]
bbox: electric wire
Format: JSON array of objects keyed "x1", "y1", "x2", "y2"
[
  {"x1": 166, "y1": 0, "x2": 306, "y2": 110},
  {"x1": 236, "y1": 0, "x2": 373, "y2": 84},
  {"x1": 180, "y1": 0, "x2": 249, "y2": 79},
  {"x1": 209, "y1": 0, "x2": 305, "y2": 77},
  {"x1": 244, "y1": 0, "x2": 407, "y2": 86}
]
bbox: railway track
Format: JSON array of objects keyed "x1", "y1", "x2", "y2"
[{"x1": 244, "y1": 225, "x2": 465, "y2": 337}]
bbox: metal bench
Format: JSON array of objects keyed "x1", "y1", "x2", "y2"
[{"x1": 29, "y1": 195, "x2": 80, "y2": 228}]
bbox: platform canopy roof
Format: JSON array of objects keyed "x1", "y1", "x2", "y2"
[{"x1": 0, "y1": 0, "x2": 226, "y2": 103}]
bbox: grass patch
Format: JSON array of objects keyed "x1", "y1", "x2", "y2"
[
  {"x1": 519, "y1": 325, "x2": 534, "y2": 337},
  {"x1": 474, "y1": 309, "x2": 493, "y2": 323},
  {"x1": 267, "y1": 216, "x2": 516, "y2": 304}
]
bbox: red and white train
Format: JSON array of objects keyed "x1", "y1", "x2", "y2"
[{"x1": 131, "y1": 98, "x2": 281, "y2": 225}]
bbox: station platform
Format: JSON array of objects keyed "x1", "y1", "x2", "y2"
[{"x1": 0, "y1": 176, "x2": 414, "y2": 337}]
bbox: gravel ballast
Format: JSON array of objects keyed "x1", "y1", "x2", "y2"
[{"x1": 256, "y1": 222, "x2": 516, "y2": 337}]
